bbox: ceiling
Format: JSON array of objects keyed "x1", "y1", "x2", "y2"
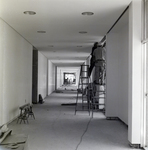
[{"x1": 0, "y1": 0, "x2": 132, "y2": 67}]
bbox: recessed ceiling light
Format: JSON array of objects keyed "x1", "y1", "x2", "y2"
[
  {"x1": 82, "y1": 12, "x2": 94, "y2": 16},
  {"x1": 79, "y1": 31, "x2": 87, "y2": 34},
  {"x1": 37, "y1": 31, "x2": 46, "y2": 33},
  {"x1": 24, "y1": 11, "x2": 36, "y2": 15}
]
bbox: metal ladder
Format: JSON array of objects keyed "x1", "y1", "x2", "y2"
[
  {"x1": 91, "y1": 83, "x2": 106, "y2": 118},
  {"x1": 75, "y1": 65, "x2": 91, "y2": 115}
]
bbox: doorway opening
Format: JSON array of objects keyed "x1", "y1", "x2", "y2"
[{"x1": 63, "y1": 73, "x2": 76, "y2": 85}]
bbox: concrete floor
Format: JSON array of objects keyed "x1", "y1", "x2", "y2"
[{"x1": 8, "y1": 86, "x2": 141, "y2": 150}]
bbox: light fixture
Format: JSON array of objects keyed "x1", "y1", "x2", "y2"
[
  {"x1": 37, "y1": 31, "x2": 46, "y2": 33},
  {"x1": 82, "y1": 12, "x2": 94, "y2": 16},
  {"x1": 79, "y1": 31, "x2": 87, "y2": 34},
  {"x1": 24, "y1": 11, "x2": 36, "y2": 15}
]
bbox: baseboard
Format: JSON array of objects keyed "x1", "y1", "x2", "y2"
[
  {"x1": 7, "y1": 116, "x2": 18, "y2": 125},
  {"x1": 129, "y1": 143, "x2": 143, "y2": 149},
  {"x1": 106, "y1": 117, "x2": 119, "y2": 120},
  {"x1": 106, "y1": 117, "x2": 128, "y2": 127},
  {"x1": 0, "y1": 115, "x2": 19, "y2": 128},
  {"x1": 118, "y1": 118, "x2": 128, "y2": 128}
]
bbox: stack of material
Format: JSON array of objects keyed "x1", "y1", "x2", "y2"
[{"x1": 0, "y1": 125, "x2": 28, "y2": 150}]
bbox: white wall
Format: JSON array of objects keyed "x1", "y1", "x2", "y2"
[
  {"x1": 118, "y1": 24, "x2": 129, "y2": 124},
  {"x1": 128, "y1": 0, "x2": 143, "y2": 144},
  {"x1": 106, "y1": 1, "x2": 144, "y2": 144},
  {"x1": 38, "y1": 52, "x2": 48, "y2": 100},
  {"x1": 106, "y1": 33, "x2": 119, "y2": 118},
  {"x1": 106, "y1": 10, "x2": 129, "y2": 125},
  {"x1": 48, "y1": 60, "x2": 55, "y2": 95},
  {"x1": 57, "y1": 67, "x2": 61, "y2": 89},
  {"x1": 0, "y1": 18, "x2": 32, "y2": 126}
]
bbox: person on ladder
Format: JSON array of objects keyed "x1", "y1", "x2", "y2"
[
  {"x1": 93, "y1": 42, "x2": 106, "y2": 85},
  {"x1": 89, "y1": 42, "x2": 98, "y2": 76}
]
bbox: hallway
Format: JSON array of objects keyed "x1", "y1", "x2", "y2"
[{"x1": 8, "y1": 87, "x2": 140, "y2": 150}]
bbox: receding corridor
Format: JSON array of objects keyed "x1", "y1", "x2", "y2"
[{"x1": 8, "y1": 86, "x2": 141, "y2": 150}]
